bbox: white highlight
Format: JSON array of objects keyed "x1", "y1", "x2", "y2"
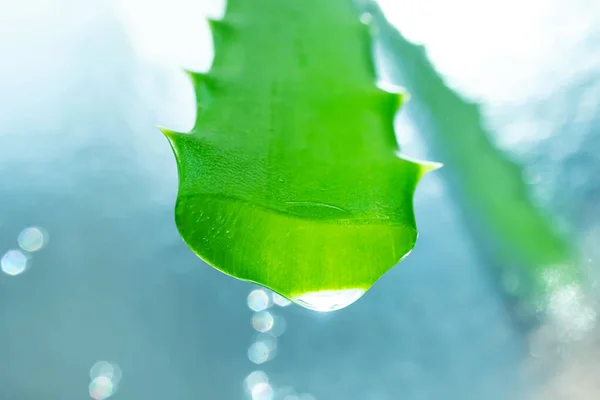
[{"x1": 293, "y1": 289, "x2": 365, "y2": 312}]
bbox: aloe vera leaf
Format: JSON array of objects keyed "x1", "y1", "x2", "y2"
[
  {"x1": 160, "y1": 0, "x2": 438, "y2": 310},
  {"x1": 366, "y1": 3, "x2": 580, "y2": 310}
]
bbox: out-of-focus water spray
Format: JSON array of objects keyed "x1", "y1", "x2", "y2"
[{"x1": 244, "y1": 288, "x2": 319, "y2": 400}]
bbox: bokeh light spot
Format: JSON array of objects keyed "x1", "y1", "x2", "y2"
[
  {"x1": 89, "y1": 376, "x2": 114, "y2": 400},
  {"x1": 1, "y1": 249, "x2": 29, "y2": 276},
  {"x1": 248, "y1": 289, "x2": 270, "y2": 312},
  {"x1": 90, "y1": 361, "x2": 122, "y2": 384},
  {"x1": 252, "y1": 311, "x2": 274, "y2": 333},
  {"x1": 248, "y1": 340, "x2": 275, "y2": 364},
  {"x1": 271, "y1": 315, "x2": 287, "y2": 337},
  {"x1": 359, "y1": 12, "x2": 373, "y2": 25},
  {"x1": 18, "y1": 226, "x2": 47, "y2": 252},
  {"x1": 272, "y1": 292, "x2": 292, "y2": 307},
  {"x1": 251, "y1": 382, "x2": 274, "y2": 400},
  {"x1": 245, "y1": 370, "x2": 269, "y2": 391}
]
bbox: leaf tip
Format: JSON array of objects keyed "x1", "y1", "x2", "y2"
[
  {"x1": 158, "y1": 126, "x2": 186, "y2": 141},
  {"x1": 421, "y1": 160, "x2": 444, "y2": 174},
  {"x1": 396, "y1": 152, "x2": 443, "y2": 176},
  {"x1": 378, "y1": 81, "x2": 411, "y2": 111},
  {"x1": 182, "y1": 69, "x2": 212, "y2": 93},
  {"x1": 207, "y1": 18, "x2": 232, "y2": 36},
  {"x1": 183, "y1": 68, "x2": 204, "y2": 81}
]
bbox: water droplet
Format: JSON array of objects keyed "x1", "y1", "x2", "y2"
[
  {"x1": 248, "y1": 289, "x2": 271, "y2": 312},
  {"x1": 272, "y1": 293, "x2": 291, "y2": 307},
  {"x1": 18, "y1": 226, "x2": 47, "y2": 252},
  {"x1": 1, "y1": 250, "x2": 29, "y2": 276},
  {"x1": 252, "y1": 311, "x2": 274, "y2": 333},
  {"x1": 293, "y1": 289, "x2": 365, "y2": 312},
  {"x1": 251, "y1": 382, "x2": 274, "y2": 400},
  {"x1": 89, "y1": 376, "x2": 114, "y2": 400}
]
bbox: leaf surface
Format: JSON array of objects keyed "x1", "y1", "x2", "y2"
[{"x1": 162, "y1": 0, "x2": 437, "y2": 310}]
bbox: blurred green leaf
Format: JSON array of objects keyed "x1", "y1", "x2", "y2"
[
  {"x1": 366, "y1": 3, "x2": 580, "y2": 313},
  {"x1": 161, "y1": 0, "x2": 438, "y2": 310}
]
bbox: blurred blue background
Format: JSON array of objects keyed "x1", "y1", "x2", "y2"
[{"x1": 1, "y1": 0, "x2": 599, "y2": 399}]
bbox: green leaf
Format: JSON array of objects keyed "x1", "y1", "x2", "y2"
[
  {"x1": 161, "y1": 0, "x2": 438, "y2": 311},
  {"x1": 365, "y1": 3, "x2": 581, "y2": 315}
]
